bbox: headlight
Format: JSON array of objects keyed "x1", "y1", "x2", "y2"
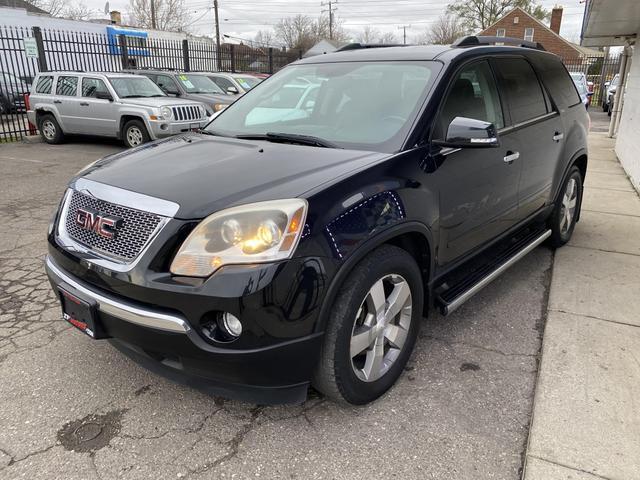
[
  {"x1": 170, "y1": 199, "x2": 307, "y2": 277},
  {"x1": 213, "y1": 103, "x2": 227, "y2": 112},
  {"x1": 160, "y1": 106, "x2": 172, "y2": 120}
]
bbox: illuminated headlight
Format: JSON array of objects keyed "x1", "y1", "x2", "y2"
[
  {"x1": 170, "y1": 199, "x2": 307, "y2": 277},
  {"x1": 213, "y1": 103, "x2": 227, "y2": 112},
  {"x1": 160, "y1": 106, "x2": 172, "y2": 120}
]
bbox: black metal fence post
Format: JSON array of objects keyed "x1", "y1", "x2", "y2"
[
  {"x1": 182, "y1": 39, "x2": 190, "y2": 72},
  {"x1": 32, "y1": 26, "x2": 48, "y2": 72},
  {"x1": 230, "y1": 44, "x2": 236, "y2": 72},
  {"x1": 268, "y1": 47, "x2": 274, "y2": 74},
  {"x1": 119, "y1": 34, "x2": 129, "y2": 70},
  {"x1": 298, "y1": 49, "x2": 303, "y2": 60}
]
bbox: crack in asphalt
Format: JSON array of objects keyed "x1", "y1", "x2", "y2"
[{"x1": 423, "y1": 334, "x2": 538, "y2": 358}]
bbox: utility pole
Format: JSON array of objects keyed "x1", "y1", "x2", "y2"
[
  {"x1": 321, "y1": 0, "x2": 337, "y2": 40},
  {"x1": 398, "y1": 25, "x2": 410, "y2": 44},
  {"x1": 150, "y1": 0, "x2": 156, "y2": 29},
  {"x1": 213, "y1": 0, "x2": 221, "y2": 51}
]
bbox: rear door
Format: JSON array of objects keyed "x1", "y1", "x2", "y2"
[
  {"x1": 54, "y1": 75, "x2": 81, "y2": 133},
  {"x1": 77, "y1": 77, "x2": 117, "y2": 136},
  {"x1": 432, "y1": 60, "x2": 522, "y2": 265},
  {"x1": 492, "y1": 57, "x2": 564, "y2": 219}
]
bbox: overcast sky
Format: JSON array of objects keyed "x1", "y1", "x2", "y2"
[{"x1": 86, "y1": 0, "x2": 587, "y2": 46}]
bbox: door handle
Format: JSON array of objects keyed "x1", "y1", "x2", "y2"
[
  {"x1": 53, "y1": 100, "x2": 62, "y2": 104},
  {"x1": 80, "y1": 102, "x2": 89, "y2": 106},
  {"x1": 503, "y1": 151, "x2": 520, "y2": 163},
  {"x1": 552, "y1": 132, "x2": 564, "y2": 142}
]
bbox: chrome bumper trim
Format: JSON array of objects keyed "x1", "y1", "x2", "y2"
[{"x1": 45, "y1": 255, "x2": 190, "y2": 334}]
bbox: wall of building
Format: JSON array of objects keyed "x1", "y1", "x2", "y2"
[
  {"x1": 477, "y1": 8, "x2": 581, "y2": 60},
  {"x1": 615, "y1": 45, "x2": 640, "y2": 192}
]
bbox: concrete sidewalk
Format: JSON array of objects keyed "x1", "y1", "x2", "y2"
[{"x1": 523, "y1": 133, "x2": 640, "y2": 479}]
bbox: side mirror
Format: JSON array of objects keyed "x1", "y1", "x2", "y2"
[
  {"x1": 433, "y1": 117, "x2": 499, "y2": 149},
  {"x1": 227, "y1": 86, "x2": 239, "y2": 95},
  {"x1": 96, "y1": 91, "x2": 113, "y2": 101}
]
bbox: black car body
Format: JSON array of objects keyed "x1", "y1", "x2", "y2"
[{"x1": 45, "y1": 38, "x2": 588, "y2": 405}]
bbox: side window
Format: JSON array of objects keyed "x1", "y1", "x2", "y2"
[
  {"x1": 35, "y1": 76, "x2": 53, "y2": 94},
  {"x1": 156, "y1": 75, "x2": 179, "y2": 95},
  {"x1": 531, "y1": 56, "x2": 581, "y2": 109},
  {"x1": 82, "y1": 78, "x2": 109, "y2": 97},
  {"x1": 56, "y1": 76, "x2": 78, "y2": 96},
  {"x1": 213, "y1": 76, "x2": 234, "y2": 92},
  {"x1": 436, "y1": 61, "x2": 504, "y2": 139},
  {"x1": 493, "y1": 58, "x2": 547, "y2": 124}
]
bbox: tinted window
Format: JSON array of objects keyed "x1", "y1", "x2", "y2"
[
  {"x1": 56, "y1": 76, "x2": 78, "y2": 96},
  {"x1": 156, "y1": 74, "x2": 180, "y2": 95},
  {"x1": 35, "y1": 76, "x2": 53, "y2": 94},
  {"x1": 528, "y1": 55, "x2": 581, "y2": 109},
  {"x1": 494, "y1": 58, "x2": 547, "y2": 124},
  {"x1": 437, "y1": 60, "x2": 504, "y2": 138},
  {"x1": 211, "y1": 76, "x2": 234, "y2": 92},
  {"x1": 82, "y1": 78, "x2": 109, "y2": 97}
]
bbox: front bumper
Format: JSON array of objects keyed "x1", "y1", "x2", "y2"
[
  {"x1": 148, "y1": 119, "x2": 208, "y2": 139},
  {"x1": 45, "y1": 254, "x2": 325, "y2": 404}
]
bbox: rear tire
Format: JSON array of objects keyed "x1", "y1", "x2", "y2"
[
  {"x1": 312, "y1": 245, "x2": 423, "y2": 405},
  {"x1": 38, "y1": 113, "x2": 64, "y2": 144},
  {"x1": 122, "y1": 119, "x2": 150, "y2": 148},
  {"x1": 549, "y1": 166, "x2": 583, "y2": 248}
]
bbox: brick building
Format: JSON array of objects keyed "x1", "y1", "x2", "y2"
[{"x1": 477, "y1": 6, "x2": 601, "y2": 60}]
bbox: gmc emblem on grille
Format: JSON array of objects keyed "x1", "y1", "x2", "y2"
[{"x1": 75, "y1": 207, "x2": 123, "y2": 239}]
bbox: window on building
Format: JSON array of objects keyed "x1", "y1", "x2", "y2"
[
  {"x1": 524, "y1": 28, "x2": 534, "y2": 42},
  {"x1": 497, "y1": 28, "x2": 506, "y2": 37}
]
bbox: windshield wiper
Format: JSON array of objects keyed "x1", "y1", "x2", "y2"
[{"x1": 235, "y1": 132, "x2": 340, "y2": 148}]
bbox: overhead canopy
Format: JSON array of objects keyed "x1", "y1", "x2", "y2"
[{"x1": 581, "y1": 0, "x2": 640, "y2": 46}]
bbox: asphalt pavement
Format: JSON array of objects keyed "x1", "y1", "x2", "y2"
[{"x1": 0, "y1": 121, "x2": 595, "y2": 480}]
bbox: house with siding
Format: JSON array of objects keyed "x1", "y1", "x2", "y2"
[{"x1": 477, "y1": 6, "x2": 601, "y2": 60}]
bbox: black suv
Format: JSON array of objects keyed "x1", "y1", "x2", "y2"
[{"x1": 45, "y1": 37, "x2": 588, "y2": 405}]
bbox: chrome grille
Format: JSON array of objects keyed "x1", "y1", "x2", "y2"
[
  {"x1": 172, "y1": 105, "x2": 202, "y2": 121},
  {"x1": 63, "y1": 190, "x2": 164, "y2": 262}
]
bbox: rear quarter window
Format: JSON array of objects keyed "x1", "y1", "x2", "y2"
[
  {"x1": 530, "y1": 55, "x2": 581, "y2": 108},
  {"x1": 493, "y1": 58, "x2": 548, "y2": 124},
  {"x1": 35, "y1": 76, "x2": 53, "y2": 94}
]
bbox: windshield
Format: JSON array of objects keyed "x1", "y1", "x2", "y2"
[
  {"x1": 109, "y1": 77, "x2": 166, "y2": 98},
  {"x1": 236, "y1": 76, "x2": 261, "y2": 90},
  {"x1": 205, "y1": 61, "x2": 439, "y2": 152},
  {"x1": 177, "y1": 74, "x2": 224, "y2": 94}
]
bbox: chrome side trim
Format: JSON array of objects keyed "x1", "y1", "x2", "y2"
[
  {"x1": 443, "y1": 229, "x2": 552, "y2": 316},
  {"x1": 71, "y1": 178, "x2": 180, "y2": 217},
  {"x1": 46, "y1": 256, "x2": 190, "y2": 333}
]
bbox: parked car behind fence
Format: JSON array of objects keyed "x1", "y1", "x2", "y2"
[{"x1": 27, "y1": 71, "x2": 209, "y2": 147}]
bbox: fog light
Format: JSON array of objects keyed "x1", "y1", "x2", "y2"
[
  {"x1": 219, "y1": 312, "x2": 242, "y2": 337},
  {"x1": 160, "y1": 123, "x2": 168, "y2": 130}
]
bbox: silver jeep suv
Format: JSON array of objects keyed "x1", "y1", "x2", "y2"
[{"x1": 27, "y1": 72, "x2": 208, "y2": 147}]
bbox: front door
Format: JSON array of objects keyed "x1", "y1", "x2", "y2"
[
  {"x1": 76, "y1": 77, "x2": 118, "y2": 137},
  {"x1": 430, "y1": 60, "x2": 521, "y2": 266}
]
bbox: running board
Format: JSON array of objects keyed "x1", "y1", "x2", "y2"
[{"x1": 436, "y1": 229, "x2": 551, "y2": 316}]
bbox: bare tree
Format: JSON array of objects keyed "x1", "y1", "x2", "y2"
[
  {"x1": 356, "y1": 25, "x2": 380, "y2": 43},
  {"x1": 379, "y1": 31, "x2": 398, "y2": 43},
  {"x1": 275, "y1": 14, "x2": 348, "y2": 52},
  {"x1": 416, "y1": 14, "x2": 467, "y2": 45},
  {"x1": 63, "y1": 2, "x2": 92, "y2": 20},
  {"x1": 448, "y1": 0, "x2": 549, "y2": 32},
  {"x1": 128, "y1": 0, "x2": 192, "y2": 32},
  {"x1": 24, "y1": 0, "x2": 69, "y2": 16},
  {"x1": 254, "y1": 30, "x2": 276, "y2": 48}
]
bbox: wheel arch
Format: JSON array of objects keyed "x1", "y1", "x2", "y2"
[
  {"x1": 556, "y1": 150, "x2": 588, "y2": 222},
  {"x1": 118, "y1": 114, "x2": 148, "y2": 140},
  {"x1": 316, "y1": 222, "x2": 434, "y2": 333}
]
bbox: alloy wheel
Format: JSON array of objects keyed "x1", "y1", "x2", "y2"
[
  {"x1": 127, "y1": 126, "x2": 144, "y2": 146},
  {"x1": 350, "y1": 274, "x2": 412, "y2": 382},
  {"x1": 560, "y1": 177, "x2": 578, "y2": 234},
  {"x1": 42, "y1": 119, "x2": 56, "y2": 140}
]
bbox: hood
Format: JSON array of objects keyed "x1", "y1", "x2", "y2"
[
  {"x1": 119, "y1": 97, "x2": 203, "y2": 108},
  {"x1": 80, "y1": 133, "x2": 388, "y2": 219},
  {"x1": 184, "y1": 92, "x2": 234, "y2": 106}
]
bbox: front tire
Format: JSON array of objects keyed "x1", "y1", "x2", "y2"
[
  {"x1": 38, "y1": 113, "x2": 64, "y2": 144},
  {"x1": 122, "y1": 119, "x2": 150, "y2": 148},
  {"x1": 313, "y1": 245, "x2": 423, "y2": 405},
  {"x1": 549, "y1": 166, "x2": 583, "y2": 248}
]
